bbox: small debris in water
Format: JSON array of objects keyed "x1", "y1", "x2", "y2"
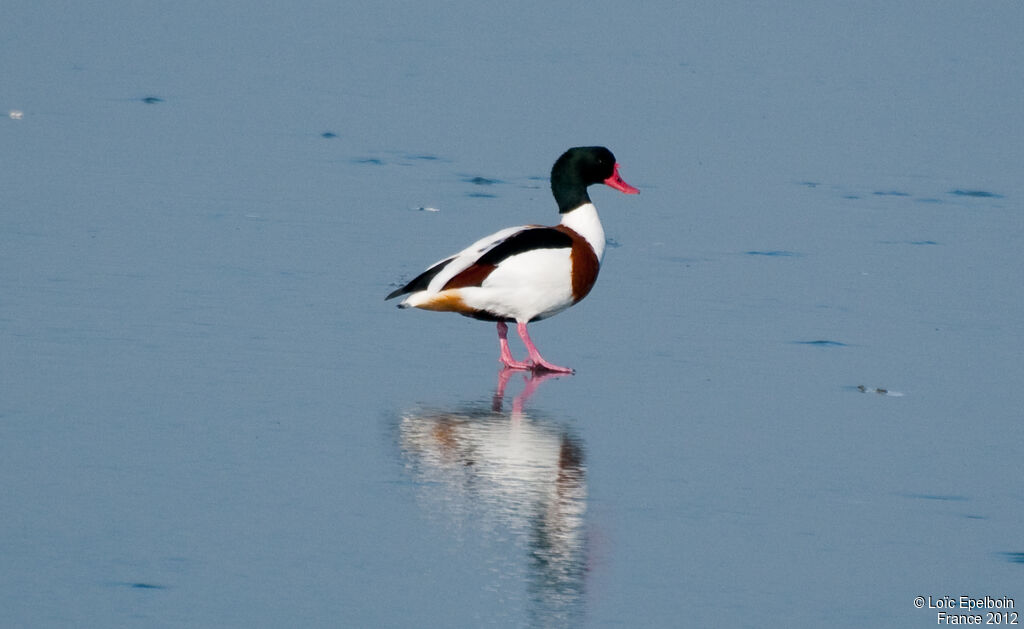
[
  {"x1": 9, "y1": 110, "x2": 24, "y2": 120},
  {"x1": 414, "y1": 206, "x2": 440, "y2": 212},
  {"x1": 857, "y1": 385, "x2": 904, "y2": 397},
  {"x1": 141, "y1": 96, "x2": 163, "y2": 104},
  {"x1": 321, "y1": 131, "x2": 338, "y2": 139}
]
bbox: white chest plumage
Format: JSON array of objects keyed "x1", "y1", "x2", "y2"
[{"x1": 559, "y1": 203, "x2": 605, "y2": 262}]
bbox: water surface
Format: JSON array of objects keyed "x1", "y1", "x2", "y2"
[{"x1": 2, "y1": 2, "x2": 1023, "y2": 627}]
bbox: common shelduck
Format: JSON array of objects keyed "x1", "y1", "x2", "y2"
[{"x1": 386, "y1": 146, "x2": 639, "y2": 373}]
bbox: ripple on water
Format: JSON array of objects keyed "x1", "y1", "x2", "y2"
[
  {"x1": 745, "y1": 250, "x2": 801, "y2": 257},
  {"x1": 107, "y1": 582, "x2": 167, "y2": 590},
  {"x1": 792, "y1": 340, "x2": 847, "y2": 347},
  {"x1": 950, "y1": 189, "x2": 1003, "y2": 199},
  {"x1": 999, "y1": 552, "x2": 1024, "y2": 564},
  {"x1": 464, "y1": 176, "x2": 503, "y2": 186},
  {"x1": 902, "y1": 493, "x2": 969, "y2": 502}
]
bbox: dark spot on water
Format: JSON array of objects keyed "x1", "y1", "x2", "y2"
[
  {"x1": 114, "y1": 582, "x2": 165, "y2": 590},
  {"x1": 873, "y1": 190, "x2": 911, "y2": 197},
  {"x1": 465, "y1": 176, "x2": 502, "y2": 186},
  {"x1": 950, "y1": 189, "x2": 1002, "y2": 199},
  {"x1": 746, "y1": 250, "x2": 800, "y2": 257},
  {"x1": 467, "y1": 192, "x2": 498, "y2": 198},
  {"x1": 793, "y1": 340, "x2": 847, "y2": 347},
  {"x1": 879, "y1": 240, "x2": 939, "y2": 246},
  {"x1": 903, "y1": 493, "x2": 969, "y2": 502},
  {"x1": 605, "y1": 237, "x2": 621, "y2": 248},
  {"x1": 141, "y1": 96, "x2": 163, "y2": 104},
  {"x1": 408, "y1": 154, "x2": 440, "y2": 161},
  {"x1": 353, "y1": 157, "x2": 384, "y2": 165},
  {"x1": 1000, "y1": 552, "x2": 1024, "y2": 564},
  {"x1": 321, "y1": 131, "x2": 337, "y2": 139}
]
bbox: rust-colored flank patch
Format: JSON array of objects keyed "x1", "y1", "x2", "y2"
[
  {"x1": 442, "y1": 263, "x2": 498, "y2": 290},
  {"x1": 418, "y1": 291, "x2": 476, "y2": 314},
  {"x1": 554, "y1": 225, "x2": 600, "y2": 302}
]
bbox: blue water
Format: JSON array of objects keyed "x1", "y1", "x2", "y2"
[{"x1": 3, "y1": 2, "x2": 1022, "y2": 627}]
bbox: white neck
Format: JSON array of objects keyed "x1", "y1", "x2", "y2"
[{"x1": 559, "y1": 203, "x2": 605, "y2": 261}]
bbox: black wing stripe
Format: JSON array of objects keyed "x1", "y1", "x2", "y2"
[{"x1": 476, "y1": 228, "x2": 572, "y2": 266}]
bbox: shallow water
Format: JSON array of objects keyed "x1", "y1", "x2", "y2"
[{"x1": 3, "y1": 2, "x2": 1023, "y2": 627}]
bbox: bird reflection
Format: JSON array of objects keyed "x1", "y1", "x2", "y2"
[{"x1": 398, "y1": 369, "x2": 588, "y2": 626}]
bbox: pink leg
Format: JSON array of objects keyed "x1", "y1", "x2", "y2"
[
  {"x1": 497, "y1": 322, "x2": 532, "y2": 370},
  {"x1": 516, "y1": 322, "x2": 574, "y2": 374}
]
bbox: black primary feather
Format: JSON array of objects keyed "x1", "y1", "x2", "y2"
[{"x1": 385, "y1": 256, "x2": 455, "y2": 300}]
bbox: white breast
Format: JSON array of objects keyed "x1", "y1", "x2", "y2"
[{"x1": 559, "y1": 203, "x2": 605, "y2": 261}]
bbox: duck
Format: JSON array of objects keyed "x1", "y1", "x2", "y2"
[{"x1": 386, "y1": 146, "x2": 639, "y2": 373}]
